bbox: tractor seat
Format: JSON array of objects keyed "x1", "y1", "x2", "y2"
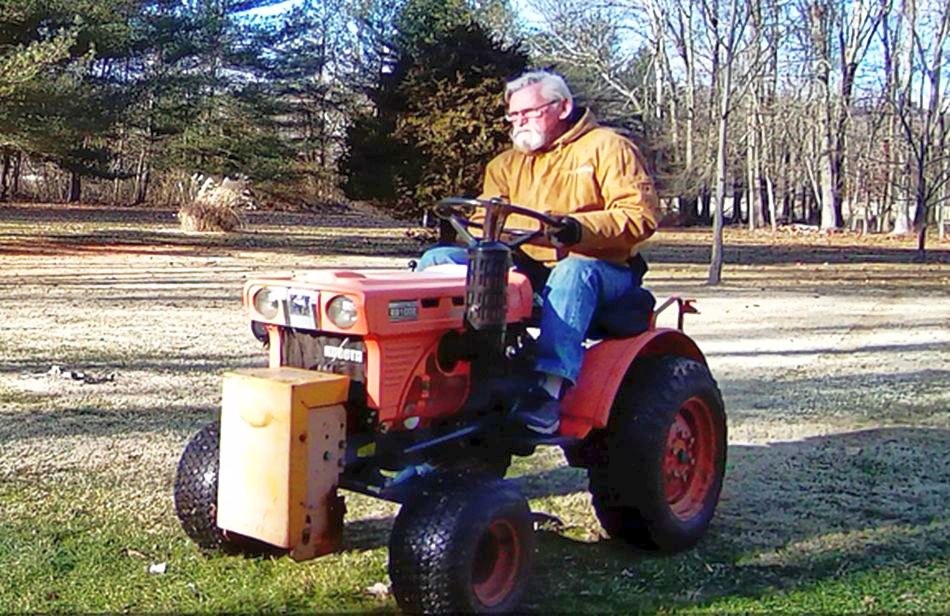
[
  {"x1": 526, "y1": 286, "x2": 656, "y2": 340},
  {"x1": 588, "y1": 286, "x2": 656, "y2": 339}
]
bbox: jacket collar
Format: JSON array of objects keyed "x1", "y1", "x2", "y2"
[{"x1": 546, "y1": 108, "x2": 598, "y2": 151}]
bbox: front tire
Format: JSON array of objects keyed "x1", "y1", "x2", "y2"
[
  {"x1": 388, "y1": 478, "x2": 535, "y2": 614},
  {"x1": 589, "y1": 356, "x2": 726, "y2": 552},
  {"x1": 173, "y1": 422, "x2": 275, "y2": 555}
]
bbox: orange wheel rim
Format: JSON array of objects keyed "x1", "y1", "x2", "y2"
[
  {"x1": 663, "y1": 396, "x2": 720, "y2": 521},
  {"x1": 472, "y1": 519, "x2": 521, "y2": 607}
]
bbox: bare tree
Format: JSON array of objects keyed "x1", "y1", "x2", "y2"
[
  {"x1": 704, "y1": 0, "x2": 759, "y2": 284},
  {"x1": 891, "y1": 0, "x2": 950, "y2": 258},
  {"x1": 525, "y1": 0, "x2": 650, "y2": 115},
  {"x1": 801, "y1": 0, "x2": 884, "y2": 231}
]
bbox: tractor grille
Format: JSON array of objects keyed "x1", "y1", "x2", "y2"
[
  {"x1": 280, "y1": 329, "x2": 372, "y2": 431},
  {"x1": 281, "y1": 329, "x2": 366, "y2": 382}
]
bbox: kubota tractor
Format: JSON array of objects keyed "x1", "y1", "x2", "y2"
[{"x1": 173, "y1": 198, "x2": 727, "y2": 614}]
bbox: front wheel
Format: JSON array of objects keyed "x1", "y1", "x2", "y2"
[
  {"x1": 388, "y1": 478, "x2": 535, "y2": 614},
  {"x1": 173, "y1": 422, "x2": 277, "y2": 555},
  {"x1": 589, "y1": 355, "x2": 726, "y2": 552}
]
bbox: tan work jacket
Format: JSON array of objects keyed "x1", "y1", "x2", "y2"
[{"x1": 479, "y1": 110, "x2": 660, "y2": 265}]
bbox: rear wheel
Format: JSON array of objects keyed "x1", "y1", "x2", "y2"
[
  {"x1": 589, "y1": 356, "x2": 726, "y2": 552},
  {"x1": 173, "y1": 422, "x2": 277, "y2": 555},
  {"x1": 388, "y1": 478, "x2": 534, "y2": 614}
]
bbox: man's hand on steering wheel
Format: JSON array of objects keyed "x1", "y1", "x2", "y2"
[{"x1": 544, "y1": 216, "x2": 582, "y2": 248}]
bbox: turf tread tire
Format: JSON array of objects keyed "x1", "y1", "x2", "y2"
[
  {"x1": 589, "y1": 355, "x2": 726, "y2": 552},
  {"x1": 173, "y1": 422, "x2": 275, "y2": 555},
  {"x1": 388, "y1": 478, "x2": 534, "y2": 614}
]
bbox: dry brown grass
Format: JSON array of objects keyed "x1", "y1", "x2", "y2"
[{"x1": 176, "y1": 177, "x2": 250, "y2": 232}]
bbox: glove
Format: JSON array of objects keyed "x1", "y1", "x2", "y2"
[{"x1": 546, "y1": 216, "x2": 582, "y2": 248}]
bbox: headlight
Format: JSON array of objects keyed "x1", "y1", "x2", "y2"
[
  {"x1": 327, "y1": 295, "x2": 358, "y2": 329},
  {"x1": 252, "y1": 287, "x2": 282, "y2": 320}
]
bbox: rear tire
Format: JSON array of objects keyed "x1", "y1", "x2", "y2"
[
  {"x1": 589, "y1": 356, "x2": 726, "y2": 552},
  {"x1": 389, "y1": 478, "x2": 535, "y2": 614},
  {"x1": 173, "y1": 422, "x2": 276, "y2": 555}
]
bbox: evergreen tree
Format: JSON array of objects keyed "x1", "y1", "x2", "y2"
[
  {"x1": 342, "y1": 0, "x2": 526, "y2": 219},
  {"x1": 156, "y1": 1, "x2": 297, "y2": 187},
  {"x1": 260, "y1": 0, "x2": 361, "y2": 202},
  {"x1": 0, "y1": 0, "x2": 138, "y2": 201}
]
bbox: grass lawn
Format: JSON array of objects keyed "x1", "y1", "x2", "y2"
[{"x1": 1, "y1": 203, "x2": 948, "y2": 613}]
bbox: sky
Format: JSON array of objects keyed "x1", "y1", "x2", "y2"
[{"x1": 247, "y1": 0, "x2": 305, "y2": 17}]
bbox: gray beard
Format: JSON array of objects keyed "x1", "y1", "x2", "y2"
[{"x1": 511, "y1": 127, "x2": 546, "y2": 153}]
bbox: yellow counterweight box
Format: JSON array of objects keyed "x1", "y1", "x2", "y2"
[{"x1": 216, "y1": 367, "x2": 350, "y2": 561}]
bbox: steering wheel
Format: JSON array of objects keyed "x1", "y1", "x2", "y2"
[{"x1": 432, "y1": 197, "x2": 565, "y2": 250}]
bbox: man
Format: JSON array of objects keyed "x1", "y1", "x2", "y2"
[{"x1": 419, "y1": 70, "x2": 660, "y2": 434}]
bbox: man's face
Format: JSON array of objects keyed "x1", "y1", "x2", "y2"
[{"x1": 506, "y1": 82, "x2": 567, "y2": 153}]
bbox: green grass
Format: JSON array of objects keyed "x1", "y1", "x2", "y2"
[
  {"x1": 0, "y1": 477, "x2": 394, "y2": 613},
  {"x1": 1, "y1": 461, "x2": 947, "y2": 614},
  {"x1": 2, "y1": 207, "x2": 948, "y2": 613}
]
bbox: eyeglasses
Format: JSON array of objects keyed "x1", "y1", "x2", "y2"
[{"x1": 504, "y1": 100, "x2": 560, "y2": 123}]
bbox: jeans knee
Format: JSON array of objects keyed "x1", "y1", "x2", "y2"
[
  {"x1": 547, "y1": 256, "x2": 598, "y2": 289},
  {"x1": 418, "y1": 246, "x2": 468, "y2": 269}
]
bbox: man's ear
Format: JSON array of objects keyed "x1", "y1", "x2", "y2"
[{"x1": 557, "y1": 99, "x2": 573, "y2": 120}]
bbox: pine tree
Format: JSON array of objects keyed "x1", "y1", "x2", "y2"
[
  {"x1": 341, "y1": 0, "x2": 526, "y2": 219},
  {"x1": 1, "y1": 0, "x2": 144, "y2": 202}
]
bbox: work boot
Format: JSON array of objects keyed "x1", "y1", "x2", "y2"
[{"x1": 509, "y1": 385, "x2": 561, "y2": 435}]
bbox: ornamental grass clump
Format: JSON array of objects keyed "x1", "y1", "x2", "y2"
[{"x1": 177, "y1": 176, "x2": 252, "y2": 232}]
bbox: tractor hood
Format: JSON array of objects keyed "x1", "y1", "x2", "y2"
[{"x1": 242, "y1": 266, "x2": 534, "y2": 336}]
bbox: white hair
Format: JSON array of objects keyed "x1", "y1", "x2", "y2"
[{"x1": 504, "y1": 71, "x2": 573, "y2": 108}]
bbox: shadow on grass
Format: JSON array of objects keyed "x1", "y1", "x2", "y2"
[
  {"x1": 0, "y1": 227, "x2": 419, "y2": 258},
  {"x1": 0, "y1": 404, "x2": 220, "y2": 444},
  {"x1": 335, "y1": 427, "x2": 949, "y2": 612},
  {"x1": 522, "y1": 426, "x2": 950, "y2": 613}
]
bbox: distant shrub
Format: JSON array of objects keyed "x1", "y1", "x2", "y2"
[{"x1": 177, "y1": 175, "x2": 253, "y2": 232}]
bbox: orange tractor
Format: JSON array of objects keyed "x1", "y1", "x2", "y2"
[{"x1": 173, "y1": 198, "x2": 726, "y2": 614}]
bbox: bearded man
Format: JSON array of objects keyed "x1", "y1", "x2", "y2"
[{"x1": 418, "y1": 70, "x2": 660, "y2": 434}]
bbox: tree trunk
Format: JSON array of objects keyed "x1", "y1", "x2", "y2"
[
  {"x1": 700, "y1": 186, "x2": 711, "y2": 223},
  {"x1": 766, "y1": 175, "x2": 777, "y2": 230},
  {"x1": 806, "y1": 188, "x2": 819, "y2": 224},
  {"x1": 913, "y1": 143, "x2": 928, "y2": 260},
  {"x1": 133, "y1": 146, "x2": 150, "y2": 205},
  {"x1": 818, "y1": 135, "x2": 838, "y2": 229},
  {"x1": 12, "y1": 151, "x2": 21, "y2": 197},
  {"x1": 708, "y1": 27, "x2": 733, "y2": 286},
  {"x1": 136, "y1": 166, "x2": 150, "y2": 205},
  {"x1": 68, "y1": 172, "x2": 81, "y2": 203},
  {"x1": 685, "y1": 33, "x2": 695, "y2": 171},
  {"x1": 810, "y1": 1, "x2": 841, "y2": 230},
  {"x1": 0, "y1": 149, "x2": 9, "y2": 201},
  {"x1": 747, "y1": 107, "x2": 757, "y2": 230},
  {"x1": 682, "y1": 194, "x2": 699, "y2": 222},
  {"x1": 731, "y1": 180, "x2": 744, "y2": 224}
]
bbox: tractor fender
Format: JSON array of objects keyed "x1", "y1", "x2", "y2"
[{"x1": 559, "y1": 328, "x2": 707, "y2": 439}]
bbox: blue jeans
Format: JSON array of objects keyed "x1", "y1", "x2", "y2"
[{"x1": 417, "y1": 246, "x2": 651, "y2": 384}]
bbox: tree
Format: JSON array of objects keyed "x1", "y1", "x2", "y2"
[
  {"x1": 21, "y1": 2, "x2": 140, "y2": 201},
  {"x1": 265, "y1": 0, "x2": 360, "y2": 201},
  {"x1": 342, "y1": 0, "x2": 527, "y2": 219},
  {"x1": 704, "y1": 0, "x2": 757, "y2": 285},
  {"x1": 890, "y1": 0, "x2": 950, "y2": 259},
  {"x1": 801, "y1": 0, "x2": 884, "y2": 231}
]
